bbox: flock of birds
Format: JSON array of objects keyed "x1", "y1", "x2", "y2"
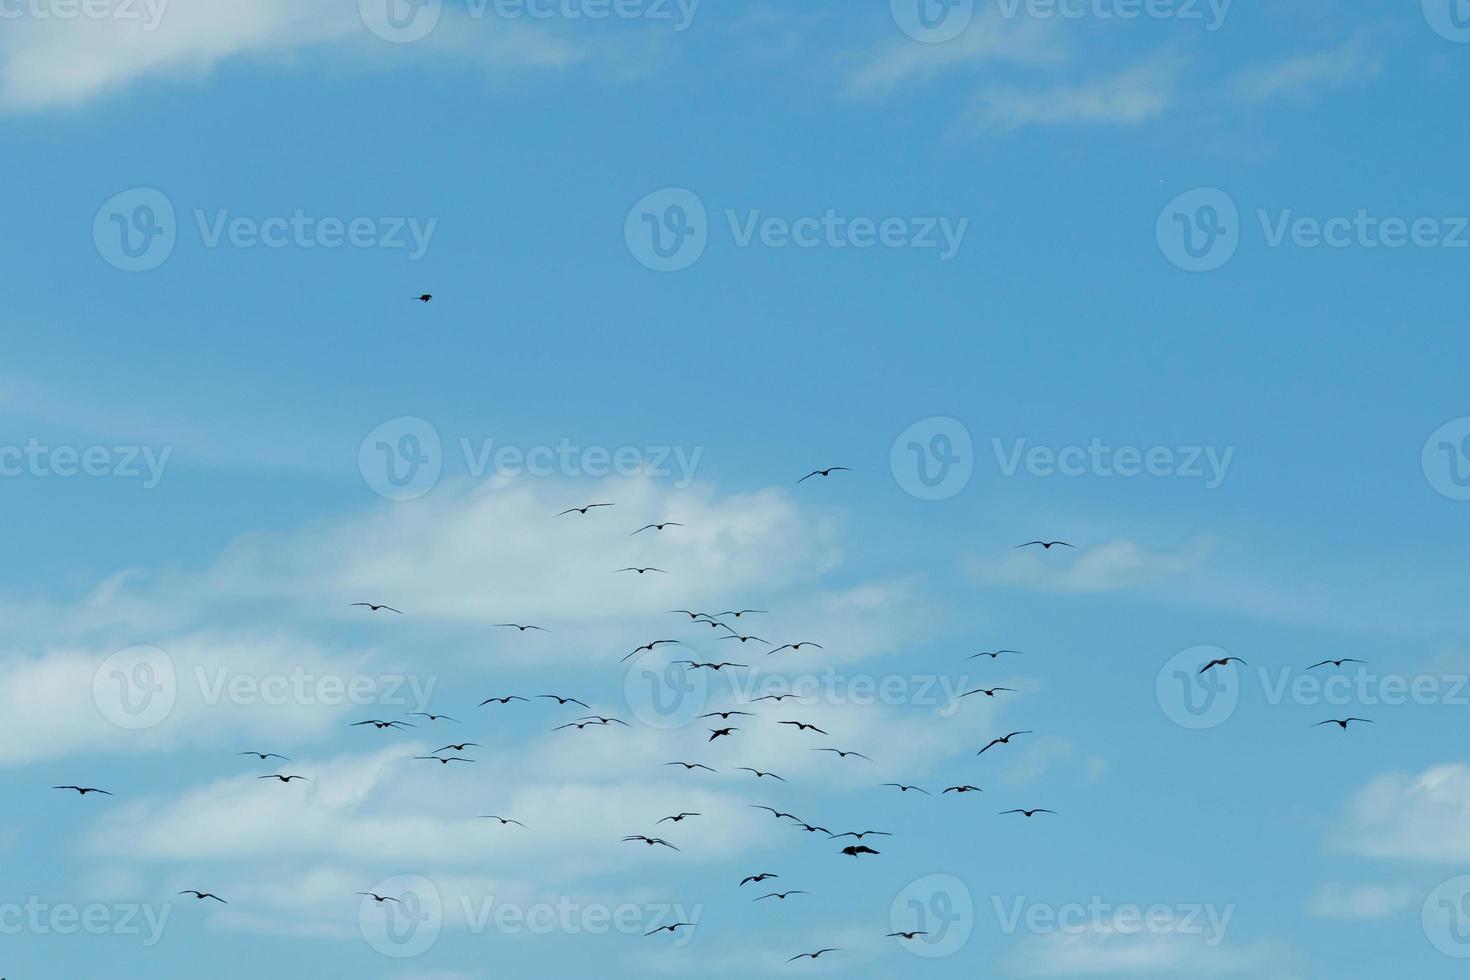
[{"x1": 47, "y1": 454, "x2": 1377, "y2": 966}]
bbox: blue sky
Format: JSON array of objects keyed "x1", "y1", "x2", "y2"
[{"x1": 3, "y1": 0, "x2": 1470, "y2": 977}]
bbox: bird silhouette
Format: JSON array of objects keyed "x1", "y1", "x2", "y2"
[
  {"x1": 408, "y1": 713, "x2": 458, "y2": 723},
  {"x1": 978, "y1": 731, "x2": 1032, "y2": 755},
  {"x1": 480, "y1": 695, "x2": 528, "y2": 705},
  {"x1": 52, "y1": 785, "x2": 112, "y2": 796},
  {"x1": 840, "y1": 844, "x2": 879, "y2": 856},
  {"x1": 797, "y1": 467, "x2": 851, "y2": 484},
  {"x1": 556, "y1": 503, "x2": 615, "y2": 516},
  {"x1": 962, "y1": 687, "x2": 1016, "y2": 698},
  {"x1": 1199, "y1": 657, "x2": 1246, "y2": 673},
  {"x1": 492, "y1": 624, "x2": 547, "y2": 632},
  {"x1": 740, "y1": 873, "x2": 779, "y2": 886},
  {"x1": 882, "y1": 783, "x2": 929, "y2": 795},
  {"x1": 1316, "y1": 718, "x2": 1374, "y2": 729},
  {"x1": 778, "y1": 720, "x2": 827, "y2": 734},
  {"x1": 633, "y1": 522, "x2": 687, "y2": 535},
  {"x1": 236, "y1": 752, "x2": 290, "y2": 761},
  {"x1": 735, "y1": 767, "x2": 785, "y2": 781},
  {"x1": 658, "y1": 812, "x2": 702, "y2": 824},
  {"x1": 768, "y1": 642, "x2": 824, "y2": 655},
  {"x1": 708, "y1": 727, "x2": 738, "y2": 741},
  {"x1": 350, "y1": 602, "x2": 401, "y2": 613},
  {"x1": 813, "y1": 748, "x2": 872, "y2": 761},
  {"x1": 944, "y1": 785, "x2": 984, "y2": 794},
  {"x1": 258, "y1": 774, "x2": 308, "y2": 783},
  {"x1": 757, "y1": 891, "x2": 809, "y2": 901},
  {"x1": 479, "y1": 815, "x2": 525, "y2": 827},
  {"x1": 1001, "y1": 809, "x2": 1056, "y2": 817},
  {"x1": 1307, "y1": 659, "x2": 1368, "y2": 670},
  {"x1": 665, "y1": 762, "x2": 717, "y2": 772},
  {"x1": 967, "y1": 649, "x2": 1024, "y2": 660},
  {"x1": 623, "y1": 836, "x2": 679, "y2": 850},
  {"x1": 178, "y1": 891, "x2": 227, "y2": 903},
  {"x1": 789, "y1": 948, "x2": 840, "y2": 961},
  {"x1": 1016, "y1": 541, "x2": 1073, "y2": 550}
]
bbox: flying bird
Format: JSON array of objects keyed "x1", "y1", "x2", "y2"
[
  {"x1": 236, "y1": 752, "x2": 290, "y2": 761},
  {"x1": 479, "y1": 815, "x2": 525, "y2": 826},
  {"x1": 888, "y1": 931, "x2": 930, "y2": 940},
  {"x1": 1001, "y1": 809, "x2": 1057, "y2": 817},
  {"x1": 740, "y1": 873, "x2": 779, "y2": 886},
  {"x1": 352, "y1": 719, "x2": 414, "y2": 730},
  {"x1": 350, "y1": 602, "x2": 401, "y2": 614},
  {"x1": 178, "y1": 891, "x2": 227, "y2": 903},
  {"x1": 537, "y1": 694, "x2": 591, "y2": 708},
  {"x1": 480, "y1": 695, "x2": 528, "y2": 705},
  {"x1": 623, "y1": 836, "x2": 679, "y2": 850},
  {"x1": 1316, "y1": 718, "x2": 1374, "y2": 729},
  {"x1": 414, "y1": 294, "x2": 432, "y2": 303},
  {"x1": 1199, "y1": 657, "x2": 1246, "y2": 673},
  {"x1": 831, "y1": 830, "x2": 890, "y2": 840},
  {"x1": 615, "y1": 567, "x2": 668, "y2": 575},
  {"x1": 709, "y1": 727, "x2": 738, "y2": 741},
  {"x1": 715, "y1": 610, "x2": 768, "y2": 618},
  {"x1": 669, "y1": 610, "x2": 717, "y2": 620},
  {"x1": 944, "y1": 785, "x2": 984, "y2": 794},
  {"x1": 756, "y1": 891, "x2": 809, "y2": 901},
  {"x1": 432, "y1": 743, "x2": 479, "y2": 754},
  {"x1": 665, "y1": 762, "x2": 717, "y2": 772},
  {"x1": 556, "y1": 503, "x2": 614, "y2": 516},
  {"x1": 789, "y1": 948, "x2": 841, "y2": 961},
  {"x1": 962, "y1": 687, "x2": 1016, "y2": 699},
  {"x1": 553, "y1": 720, "x2": 610, "y2": 732},
  {"x1": 813, "y1": 748, "x2": 871, "y2": 761},
  {"x1": 1307, "y1": 658, "x2": 1368, "y2": 670},
  {"x1": 633, "y1": 522, "x2": 687, "y2": 535},
  {"x1": 750, "y1": 805, "x2": 800, "y2": 820},
  {"x1": 658, "y1": 813, "x2": 702, "y2": 824},
  {"x1": 778, "y1": 720, "x2": 827, "y2": 734},
  {"x1": 408, "y1": 712, "x2": 458, "y2": 723},
  {"x1": 768, "y1": 642, "x2": 824, "y2": 655},
  {"x1": 575, "y1": 715, "x2": 630, "y2": 726},
  {"x1": 752, "y1": 694, "x2": 804, "y2": 703},
  {"x1": 674, "y1": 661, "x2": 748, "y2": 672},
  {"x1": 698, "y1": 710, "x2": 755, "y2": 720},
  {"x1": 794, "y1": 822, "x2": 832, "y2": 835},
  {"x1": 720, "y1": 633, "x2": 771, "y2": 645},
  {"x1": 52, "y1": 785, "x2": 112, "y2": 796},
  {"x1": 797, "y1": 467, "x2": 851, "y2": 484},
  {"x1": 967, "y1": 649, "x2": 1024, "y2": 660},
  {"x1": 258, "y1": 775, "x2": 308, "y2": 783},
  {"x1": 735, "y1": 767, "x2": 786, "y2": 781},
  {"x1": 840, "y1": 844, "x2": 879, "y2": 856},
  {"x1": 492, "y1": 624, "x2": 547, "y2": 633},
  {"x1": 645, "y1": 922, "x2": 695, "y2": 937},
  {"x1": 1016, "y1": 541, "x2": 1073, "y2": 550},
  {"x1": 978, "y1": 732, "x2": 1032, "y2": 755},
  {"x1": 622, "y1": 640, "x2": 680, "y2": 662},
  {"x1": 357, "y1": 893, "x2": 400, "y2": 904},
  {"x1": 414, "y1": 755, "x2": 475, "y2": 765},
  {"x1": 882, "y1": 783, "x2": 930, "y2": 795}
]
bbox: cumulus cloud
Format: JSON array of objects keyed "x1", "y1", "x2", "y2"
[{"x1": 1330, "y1": 764, "x2": 1470, "y2": 862}]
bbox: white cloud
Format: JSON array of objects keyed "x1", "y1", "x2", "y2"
[
  {"x1": 968, "y1": 537, "x2": 1210, "y2": 594},
  {"x1": 1305, "y1": 882, "x2": 1417, "y2": 920},
  {"x1": 1331, "y1": 764, "x2": 1470, "y2": 862},
  {"x1": 1229, "y1": 42, "x2": 1381, "y2": 105},
  {"x1": 969, "y1": 54, "x2": 1184, "y2": 131},
  {"x1": 999, "y1": 912, "x2": 1298, "y2": 978}
]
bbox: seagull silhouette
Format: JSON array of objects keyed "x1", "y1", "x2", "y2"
[
  {"x1": 1199, "y1": 657, "x2": 1247, "y2": 673},
  {"x1": 1001, "y1": 809, "x2": 1056, "y2": 817},
  {"x1": 797, "y1": 467, "x2": 851, "y2": 484},
  {"x1": 840, "y1": 844, "x2": 879, "y2": 856},
  {"x1": 962, "y1": 687, "x2": 1016, "y2": 699},
  {"x1": 479, "y1": 815, "x2": 525, "y2": 826},
  {"x1": 709, "y1": 727, "x2": 739, "y2": 741},
  {"x1": 831, "y1": 830, "x2": 890, "y2": 840},
  {"x1": 1016, "y1": 541, "x2": 1073, "y2": 550},
  {"x1": 735, "y1": 767, "x2": 786, "y2": 781},
  {"x1": 768, "y1": 642, "x2": 824, "y2": 655},
  {"x1": 645, "y1": 922, "x2": 695, "y2": 936},
  {"x1": 480, "y1": 695, "x2": 529, "y2": 705},
  {"x1": 178, "y1": 891, "x2": 227, "y2": 903},
  {"x1": 414, "y1": 756, "x2": 475, "y2": 765},
  {"x1": 778, "y1": 720, "x2": 827, "y2": 734},
  {"x1": 615, "y1": 567, "x2": 668, "y2": 575},
  {"x1": 352, "y1": 719, "x2": 414, "y2": 730},
  {"x1": 52, "y1": 785, "x2": 112, "y2": 796},
  {"x1": 492, "y1": 624, "x2": 547, "y2": 632},
  {"x1": 432, "y1": 743, "x2": 479, "y2": 753},
  {"x1": 623, "y1": 836, "x2": 679, "y2": 850},
  {"x1": 537, "y1": 694, "x2": 591, "y2": 708},
  {"x1": 658, "y1": 812, "x2": 702, "y2": 824},
  {"x1": 673, "y1": 661, "x2": 748, "y2": 672},
  {"x1": 556, "y1": 503, "x2": 614, "y2": 516},
  {"x1": 967, "y1": 649, "x2": 1024, "y2": 660},
  {"x1": 720, "y1": 632, "x2": 771, "y2": 645},
  {"x1": 1316, "y1": 718, "x2": 1374, "y2": 729},
  {"x1": 622, "y1": 639, "x2": 680, "y2": 662},
  {"x1": 789, "y1": 948, "x2": 840, "y2": 961},
  {"x1": 813, "y1": 748, "x2": 872, "y2": 761},
  {"x1": 258, "y1": 774, "x2": 308, "y2": 783},
  {"x1": 414, "y1": 294, "x2": 432, "y2": 303},
  {"x1": 350, "y1": 602, "x2": 401, "y2": 613},
  {"x1": 740, "y1": 872, "x2": 779, "y2": 886},
  {"x1": 715, "y1": 610, "x2": 768, "y2": 618},
  {"x1": 944, "y1": 785, "x2": 984, "y2": 794},
  {"x1": 1307, "y1": 659, "x2": 1368, "y2": 670},
  {"x1": 750, "y1": 805, "x2": 801, "y2": 820},
  {"x1": 357, "y1": 893, "x2": 400, "y2": 904},
  {"x1": 699, "y1": 710, "x2": 755, "y2": 720},
  {"x1": 978, "y1": 731, "x2": 1032, "y2": 755},
  {"x1": 633, "y1": 522, "x2": 687, "y2": 535},
  {"x1": 408, "y1": 713, "x2": 458, "y2": 723},
  {"x1": 888, "y1": 931, "x2": 930, "y2": 940},
  {"x1": 757, "y1": 891, "x2": 809, "y2": 901},
  {"x1": 665, "y1": 762, "x2": 717, "y2": 772},
  {"x1": 882, "y1": 783, "x2": 929, "y2": 795},
  {"x1": 237, "y1": 752, "x2": 290, "y2": 761}
]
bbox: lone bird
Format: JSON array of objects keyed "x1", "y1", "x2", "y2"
[
  {"x1": 178, "y1": 891, "x2": 227, "y2": 904},
  {"x1": 1316, "y1": 718, "x2": 1374, "y2": 730}
]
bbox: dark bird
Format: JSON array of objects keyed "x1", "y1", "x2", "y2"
[
  {"x1": 794, "y1": 822, "x2": 832, "y2": 835},
  {"x1": 352, "y1": 719, "x2": 414, "y2": 730},
  {"x1": 735, "y1": 767, "x2": 786, "y2": 781},
  {"x1": 1308, "y1": 658, "x2": 1368, "y2": 670},
  {"x1": 720, "y1": 633, "x2": 770, "y2": 645},
  {"x1": 658, "y1": 812, "x2": 702, "y2": 824},
  {"x1": 944, "y1": 785, "x2": 984, "y2": 794},
  {"x1": 258, "y1": 774, "x2": 307, "y2": 783},
  {"x1": 622, "y1": 639, "x2": 680, "y2": 662},
  {"x1": 414, "y1": 756, "x2": 474, "y2": 765},
  {"x1": 350, "y1": 602, "x2": 401, "y2": 614},
  {"x1": 814, "y1": 748, "x2": 871, "y2": 761},
  {"x1": 479, "y1": 815, "x2": 525, "y2": 826},
  {"x1": 797, "y1": 467, "x2": 851, "y2": 484},
  {"x1": 1199, "y1": 657, "x2": 1246, "y2": 673},
  {"x1": 616, "y1": 567, "x2": 668, "y2": 575},
  {"x1": 709, "y1": 727, "x2": 738, "y2": 741},
  {"x1": 740, "y1": 873, "x2": 779, "y2": 886},
  {"x1": 978, "y1": 731, "x2": 1032, "y2": 755},
  {"x1": 237, "y1": 752, "x2": 290, "y2": 761},
  {"x1": 432, "y1": 743, "x2": 479, "y2": 753},
  {"x1": 1016, "y1": 541, "x2": 1073, "y2": 550},
  {"x1": 789, "y1": 948, "x2": 841, "y2": 961},
  {"x1": 178, "y1": 891, "x2": 227, "y2": 903},
  {"x1": 699, "y1": 710, "x2": 755, "y2": 720},
  {"x1": 750, "y1": 805, "x2": 800, "y2": 820},
  {"x1": 575, "y1": 715, "x2": 630, "y2": 726},
  {"x1": 408, "y1": 713, "x2": 458, "y2": 723},
  {"x1": 645, "y1": 922, "x2": 694, "y2": 936},
  {"x1": 757, "y1": 891, "x2": 809, "y2": 901},
  {"x1": 967, "y1": 649, "x2": 1024, "y2": 660},
  {"x1": 492, "y1": 624, "x2": 547, "y2": 633},
  {"x1": 673, "y1": 661, "x2": 748, "y2": 672},
  {"x1": 1316, "y1": 718, "x2": 1374, "y2": 729},
  {"x1": 831, "y1": 830, "x2": 890, "y2": 840},
  {"x1": 633, "y1": 522, "x2": 687, "y2": 535},
  {"x1": 1001, "y1": 809, "x2": 1056, "y2": 817},
  {"x1": 414, "y1": 294, "x2": 432, "y2": 303},
  {"x1": 779, "y1": 720, "x2": 828, "y2": 734},
  {"x1": 556, "y1": 503, "x2": 614, "y2": 516},
  {"x1": 882, "y1": 783, "x2": 929, "y2": 795},
  {"x1": 715, "y1": 609, "x2": 768, "y2": 618},
  {"x1": 665, "y1": 762, "x2": 717, "y2": 772},
  {"x1": 888, "y1": 931, "x2": 929, "y2": 940},
  {"x1": 669, "y1": 610, "x2": 717, "y2": 620},
  {"x1": 480, "y1": 695, "x2": 529, "y2": 705},
  {"x1": 962, "y1": 687, "x2": 1016, "y2": 698},
  {"x1": 553, "y1": 720, "x2": 610, "y2": 732},
  {"x1": 537, "y1": 694, "x2": 590, "y2": 708},
  {"x1": 768, "y1": 642, "x2": 824, "y2": 655},
  {"x1": 623, "y1": 835, "x2": 679, "y2": 850},
  {"x1": 752, "y1": 694, "x2": 804, "y2": 703},
  {"x1": 357, "y1": 893, "x2": 400, "y2": 904},
  {"x1": 841, "y1": 844, "x2": 879, "y2": 856},
  {"x1": 52, "y1": 785, "x2": 112, "y2": 796}
]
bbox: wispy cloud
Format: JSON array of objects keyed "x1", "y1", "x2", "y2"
[
  {"x1": 1229, "y1": 41, "x2": 1382, "y2": 105},
  {"x1": 969, "y1": 53, "x2": 1185, "y2": 131},
  {"x1": 1331, "y1": 764, "x2": 1470, "y2": 862}
]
